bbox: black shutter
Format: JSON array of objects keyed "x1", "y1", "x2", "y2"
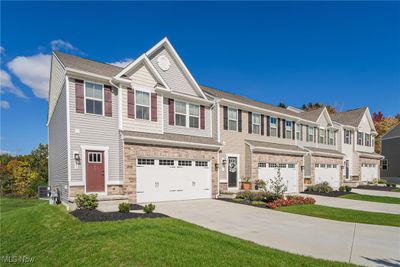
[
  {"x1": 314, "y1": 127, "x2": 317, "y2": 143},
  {"x1": 261, "y1": 115, "x2": 265, "y2": 135},
  {"x1": 292, "y1": 121, "x2": 295, "y2": 140},
  {"x1": 306, "y1": 125, "x2": 309, "y2": 141},
  {"x1": 300, "y1": 124, "x2": 303, "y2": 141},
  {"x1": 238, "y1": 109, "x2": 242, "y2": 132},
  {"x1": 278, "y1": 118, "x2": 281, "y2": 138},
  {"x1": 223, "y1": 106, "x2": 228, "y2": 130},
  {"x1": 266, "y1": 116, "x2": 270, "y2": 136},
  {"x1": 248, "y1": 111, "x2": 252, "y2": 134},
  {"x1": 282, "y1": 119, "x2": 286, "y2": 138}
]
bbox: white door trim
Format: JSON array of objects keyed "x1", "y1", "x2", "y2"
[
  {"x1": 226, "y1": 153, "x2": 240, "y2": 190},
  {"x1": 81, "y1": 145, "x2": 109, "y2": 196}
]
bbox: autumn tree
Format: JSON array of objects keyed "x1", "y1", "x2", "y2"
[
  {"x1": 373, "y1": 112, "x2": 400, "y2": 153},
  {"x1": 301, "y1": 102, "x2": 336, "y2": 114}
]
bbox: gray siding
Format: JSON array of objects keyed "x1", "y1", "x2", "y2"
[
  {"x1": 381, "y1": 138, "x2": 400, "y2": 177},
  {"x1": 148, "y1": 46, "x2": 199, "y2": 97},
  {"x1": 69, "y1": 77, "x2": 122, "y2": 184},
  {"x1": 48, "y1": 54, "x2": 66, "y2": 121},
  {"x1": 48, "y1": 82, "x2": 69, "y2": 202},
  {"x1": 163, "y1": 97, "x2": 212, "y2": 137}
]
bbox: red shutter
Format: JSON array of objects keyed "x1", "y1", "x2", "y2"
[
  {"x1": 151, "y1": 93, "x2": 157, "y2": 122},
  {"x1": 104, "y1": 85, "x2": 112, "y2": 117},
  {"x1": 127, "y1": 88, "x2": 135, "y2": 119},
  {"x1": 168, "y1": 98, "x2": 174, "y2": 125},
  {"x1": 200, "y1": 105, "x2": 205, "y2": 129},
  {"x1": 75, "y1": 79, "x2": 84, "y2": 113}
]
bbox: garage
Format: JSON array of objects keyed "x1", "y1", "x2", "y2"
[
  {"x1": 314, "y1": 163, "x2": 340, "y2": 189},
  {"x1": 361, "y1": 163, "x2": 378, "y2": 182},
  {"x1": 136, "y1": 158, "x2": 212, "y2": 203},
  {"x1": 258, "y1": 162, "x2": 298, "y2": 193}
]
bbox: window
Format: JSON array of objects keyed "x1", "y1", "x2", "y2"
[
  {"x1": 85, "y1": 82, "x2": 103, "y2": 115},
  {"x1": 258, "y1": 162, "x2": 267, "y2": 168},
  {"x1": 137, "y1": 158, "x2": 154, "y2": 165},
  {"x1": 269, "y1": 163, "x2": 277, "y2": 168},
  {"x1": 357, "y1": 131, "x2": 363, "y2": 145},
  {"x1": 287, "y1": 164, "x2": 295, "y2": 168},
  {"x1": 252, "y1": 113, "x2": 261, "y2": 134},
  {"x1": 195, "y1": 161, "x2": 208, "y2": 167},
  {"x1": 88, "y1": 152, "x2": 102, "y2": 163},
  {"x1": 344, "y1": 129, "x2": 351, "y2": 144},
  {"x1": 315, "y1": 163, "x2": 319, "y2": 167},
  {"x1": 381, "y1": 159, "x2": 388, "y2": 170},
  {"x1": 318, "y1": 129, "x2": 325, "y2": 144},
  {"x1": 159, "y1": 159, "x2": 174, "y2": 166},
  {"x1": 136, "y1": 91, "x2": 150, "y2": 120},
  {"x1": 189, "y1": 104, "x2": 200, "y2": 128},
  {"x1": 320, "y1": 164, "x2": 326, "y2": 168},
  {"x1": 270, "y1": 117, "x2": 277, "y2": 136},
  {"x1": 332, "y1": 164, "x2": 337, "y2": 168},
  {"x1": 365, "y1": 133, "x2": 371, "y2": 146},
  {"x1": 285, "y1": 121, "x2": 292, "y2": 139},
  {"x1": 307, "y1": 126, "x2": 314, "y2": 142},
  {"x1": 327, "y1": 164, "x2": 332, "y2": 168},
  {"x1": 178, "y1": 160, "x2": 192, "y2": 166},
  {"x1": 296, "y1": 123, "x2": 301, "y2": 140},
  {"x1": 278, "y1": 163, "x2": 286, "y2": 168},
  {"x1": 328, "y1": 130, "x2": 334, "y2": 145},
  {"x1": 175, "y1": 101, "x2": 187, "y2": 126},
  {"x1": 228, "y1": 108, "x2": 238, "y2": 131}
]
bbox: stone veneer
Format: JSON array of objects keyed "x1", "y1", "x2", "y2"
[
  {"x1": 310, "y1": 156, "x2": 344, "y2": 185},
  {"x1": 69, "y1": 185, "x2": 124, "y2": 197},
  {"x1": 124, "y1": 143, "x2": 219, "y2": 203},
  {"x1": 358, "y1": 156, "x2": 380, "y2": 181},
  {"x1": 251, "y1": 152, "x2": 304, "y2": 192},
  {"x1": 69, "y1": 186, "x2": 84, "y2": 197}
]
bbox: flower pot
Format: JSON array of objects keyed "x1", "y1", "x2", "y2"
[
  {"x1": 242, "y1": 182, "x2": 251, "y2": 190},
  {"x1": 255, "y1": 185, "x2": 259, "y2": 190}
]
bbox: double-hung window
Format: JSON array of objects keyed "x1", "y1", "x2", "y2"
[
  {"x1": 307, "y1": 126, "x2": 314, "y2": 142},
  {"x1": 85, "y1": 82, "x2": 103, "y2": 115},
  {"x1": 344, "y1": 130, "x2": 351, "y2": 144},
  {"x1": 252, "y1": 113, "x2": 261, "y2": 134},
  {"x1": 365, "y1": 133, "x2": 371, "y2": 146},
  {"x1": 296, "y1": 123, "x2": 301, "y2": 140},
  {"x1": 270, "y1": 117, "x2": 277, "y2": 136},
  {"x1": 136, "y1": 91, "x2": 150, "y2": 120},
  {"x1": 228, "y1": 108, "x2": 238, "y2": 131},
  {"x1": 318, "y1": 129, "x2": 325, "y2": 144},
  {"x1": 285, "y1": 121, "x2": 292, "y2": 139},
  {"x1": 328, "y1": 130, "x2": 334, "y2": 145},
  {"x1": 357, "y1": 131, "x2": 363, "y2": 145},
  {"x1": 175, "y1": 101, "x2": 187, "y2": 126},
  {"x1": 189, "y1": 104, "x2": 200, "y2": 128}
]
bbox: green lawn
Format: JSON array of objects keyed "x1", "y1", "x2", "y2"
[
  {"x1": 276, "y1": 204, "x2": 400, "y2": 227},
  {"x1": 0, "y1": 198, "x2": 353, "y2": 267},
  {"x1": 392, "y1": 188, "x2": 400, "y2": 192},
  {"x1": 340, "y1": 194, "x2": 400, "y2": 204}
]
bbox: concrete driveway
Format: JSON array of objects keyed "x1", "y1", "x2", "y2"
[{"x1": 156, "y1": 199, "x2": 400, "y2": 267}]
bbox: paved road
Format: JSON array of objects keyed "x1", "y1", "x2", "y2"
[
  {"x1": 352, "y1": 189, "x2": 400, "y2": 198},
  {"x1": 156, "y1": 199, "x2": 400, "y2": 267},
  {"x1": 302, "y1": 194, "x2": 400, "y2": 215}
]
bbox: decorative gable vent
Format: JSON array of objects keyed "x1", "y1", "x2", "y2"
[{"x1": 157, "y1": 55, "x2": 171, "y2": 71}]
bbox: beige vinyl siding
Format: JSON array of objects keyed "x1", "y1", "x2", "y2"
[
  {"x1": 304, "y1": 154, "x2": 311, "y2": 178},
  {"x1": 69, "y1": 77, "x2": 122, "y2": 184},
  {"x1": 355, "y1": 114, "x2": 375, "y2": 153},
  {"x1": 148, "y1": 46, "x2": 199, "y2": 97},
  {"x1": 48, "y1": 82, "x2": 69, "y2": 202},
  {"x1": 162, "y1": 98, "x2": 211, "y2": 137},
  {"x1": 127, "y1": 64, "x2": 158, "y2": 88},
  {"x1": 48, "y1": 54, "x2": 66, "y2": 122},
  {"x1": 212, "y1": 104, "x2": 219, "y2": 140}
]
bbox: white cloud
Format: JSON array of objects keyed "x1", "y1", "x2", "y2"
[
  {"x1": 108, "y1": 58, "x2": 133, "y2": 68},
  {"x1": 0, "y1": 69, "x2": 27, "y2": 98},
  {"x1": 50, "y1": 39, "x2": 84, "y2": 55},
  {"x1": 0, "y1": 100, "x2": 10, "y2": 109},
  {"x1": 0, "y1": 46, "x2": 4, "y2": 54},
  {"x1": 7, "y1": 53, "x2": 51, "y2": 99}
]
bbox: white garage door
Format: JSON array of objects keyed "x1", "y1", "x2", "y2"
[
  {"x1": 315, "y1": 163, "x2": 340, "y2": 189},
  {"x1": 258, "y1": 163, "x2": 298, "y2": 193},
  {"x1": 361, "y1": 163, "x2": 378, "y2": 182},
  {"x1": 136, "y1": 158, "x2": 211, "y2": 203}
]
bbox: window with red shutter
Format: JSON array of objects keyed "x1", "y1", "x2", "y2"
[
  {"x1": 168, "y1": 98, "x2": 174, "y2": 125},
  {"x1": 151, "y1": 93, "x2": 157, "y2": 121},
  {"x1": 104, "y1": 85, "x2": 112, "y2": 117},
  {"x1": 200, "y1": 105, "x2": 205, "y2": 129},
  {"x1": 127, "y1": 88, "x2": 135, "y2": 119},
  {"x1": 75, "y1": 79, "x2": 84, "y2": 113}
]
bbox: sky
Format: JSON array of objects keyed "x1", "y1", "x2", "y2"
[{"x1": 1, "y1": 1, "x2": 399, "y2": 155}]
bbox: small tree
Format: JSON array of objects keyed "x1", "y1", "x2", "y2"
[{"x1": 269, "y1": 168, "x2": 287, "y2": 197}]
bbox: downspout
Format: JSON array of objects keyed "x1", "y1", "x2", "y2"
[{"x1": 216, "y1": 147, "x2": 222, "y2": 198}]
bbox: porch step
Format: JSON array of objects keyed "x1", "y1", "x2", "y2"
[{"x1": 219, "y1": 192, "x2": 237, "y2": 199}]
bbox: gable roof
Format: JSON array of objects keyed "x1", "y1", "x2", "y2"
[
  {"x1": 54, "y1": 51, "x2": 123, "y2": 77},
  {"x1": 297, "y1": 107, "x2": 325, "y2": 122},
  {"x1": 382, "y1": 122, "x2": 400, "y2": 140},
  {"x1": 330, "y1": 107, "x2": 368, "y2": 127}
]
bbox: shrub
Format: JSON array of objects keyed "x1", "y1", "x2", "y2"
[
  {"x1": 305, "y1": 182, "x2": 333, "y2": 193},
  {"x1": 375, "y1": 178, "x2": 387, "y2": 184},
  {"x1": 143, "y1": 203, "x2": 155, "y2": 213},
  {"x1": 339, "y1": 186, "x2": 345, "y2": 192},
  {"x1": 254, "y1": 179, "x2": 267, "y2": 190},
  {"x1": 75, "y1": 194, "x2": 98, "y2": 210},
  {"x1": 235, "y1": 190, "x2": 252, "y2": 200},
  {"x1": 118, "y1": 202, "x2": 130, "y2": 213},
  {"x1": 251, "y1": 201, "x2": 265, "y2": 205},
  {"x1": 235, "y1": 191, "x2": 280, "y2": 203},
  {"x1": 267, "y1": 195, "x2": 316, "y2": 209},
  {"x1": 269, "y1": 168, "x2": 287, "y2": 197},
  {"x1": 345, "y1": 185, "x2": 352, "y2": 192}
]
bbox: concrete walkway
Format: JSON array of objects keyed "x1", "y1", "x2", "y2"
[
  {"x1": 352, "y1": 189, "x2": 400, "y2": 198},
  {"x1": 156, "y1": 199, "x2": 400, "y2": 267},
  {"x1": 302, "y1": 194, "x2": 400, "y2": 215}
]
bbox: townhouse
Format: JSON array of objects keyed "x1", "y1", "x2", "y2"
[{"x1": 48, "y1": 38, "x2": 382, "y2": 207}]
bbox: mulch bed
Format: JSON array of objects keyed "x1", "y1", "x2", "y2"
[
  {"x1": 70, "y1": 209, "x2": 168, "y2": 222},
  {"x1": 356, "y1": 185, "x2": 398, "y2": 192},
  {"x1": 301, "y1": 191, "x2": 353, "y2": 197}
]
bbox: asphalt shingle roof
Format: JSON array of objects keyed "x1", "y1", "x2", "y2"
[
  {"x1": 304, "y1": 146, "x2": 344, "y2": 157},
  {"x1": 330, "y1": 107, "x2": 367, "y2": 127},
  {"x1": 246, "y1": 140, "x2": 307, "y2": 153},
  {"x1": 382, "y1": 123, "x2": 400, "y2": 140}
]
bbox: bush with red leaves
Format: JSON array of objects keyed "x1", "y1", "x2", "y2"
[{"x1": 266, "y1": 195, "x2": 316, "y2": 209}]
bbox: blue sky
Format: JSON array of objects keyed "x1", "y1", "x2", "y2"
[{"x1": 1, "y1": 1, "x2": 399, "y2": 154}]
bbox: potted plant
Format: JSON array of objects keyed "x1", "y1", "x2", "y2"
[
  {"x1": 241, "y1": 177, "x2": 252, "y2": 190},
  {"x1": 254, "y1": 179, "x2": 267, "y2": 190}
]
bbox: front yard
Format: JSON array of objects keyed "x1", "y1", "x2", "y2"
[
  {"x1": 0, "y1": 198, "x2": 352, "y2": 267},
  {"x1": 340, "y1": 193, "x2": 400, "y2": 204}
]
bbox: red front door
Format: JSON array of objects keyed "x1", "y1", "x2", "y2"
[{"x1": 86, "y1": 150, "x2": 105, "y2": 192}]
